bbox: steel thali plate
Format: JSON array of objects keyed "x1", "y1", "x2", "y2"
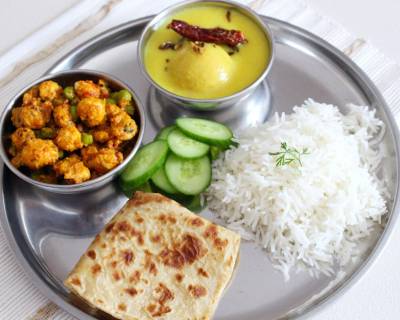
[{"x1": 1, "y1": 15, "x2": 399, "y2": 320}]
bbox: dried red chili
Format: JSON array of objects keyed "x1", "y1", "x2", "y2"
[{"x1": 168, "y1": 19, "x2": 246, "y2": 47}]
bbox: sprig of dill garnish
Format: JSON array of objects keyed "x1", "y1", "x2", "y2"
[{"x1": 269, "y1": 142, "x2": 310, "y2": 167}]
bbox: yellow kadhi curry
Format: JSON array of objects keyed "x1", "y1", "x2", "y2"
[{"x1": 144, "y1": 4, "x2": 270, "y2": 99}]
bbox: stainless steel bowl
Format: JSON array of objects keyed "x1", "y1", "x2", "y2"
[
  {"x1": 0, "y1": 69, "x2": 145, "y2": 194},
  {"x1": 138, "y1": 0, "x2": 275, "y2": 111}
]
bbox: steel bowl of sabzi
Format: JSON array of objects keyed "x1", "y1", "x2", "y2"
[{"x1": 0, "y1": 70, "x2": 145, "y2": 193}]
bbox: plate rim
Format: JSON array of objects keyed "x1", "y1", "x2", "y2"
[{"x1": 0, "y1": 15, "x2": 398, "y2": 320}]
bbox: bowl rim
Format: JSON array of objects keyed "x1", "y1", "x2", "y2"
[
  {"x1": 137, "y1": 0, "x2": 275, "y2": 103},
  {"x1": 0, "y1": 69, "x2": 146, "y2": 192}
]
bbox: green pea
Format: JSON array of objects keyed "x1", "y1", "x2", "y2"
[
  {"x1": 58, "y1": 150, "x2": 65, "y2": 159},
  {"x1": 118, "y1": 89, "x2": 132, "y2": 102},
  {"x1": 37, "y1": 127, "x2": 55, "y2": 139},
  {"x1": 70, "y1": 105, "x2": 78, "y2": 122},
  {"x1": 106, "y1": 98, "x2": 117, "y2": 105},
  {"x1": 81, "y1": 133, "x2": 93, "y2": 146},
  {"x1": 110, "y1": 92, "x2": 119, "y2": 100},
  {"x1": 110, "y1": 89, "x2": 132, "y2": 104},
  {"x1": 64, "y1": 86, "x2": 75, "y2": 100},
  {"x1": 124, "y1": 105, "x2": 134, "y2": 115}
]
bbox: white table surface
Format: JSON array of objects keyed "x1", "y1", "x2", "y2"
[{"x1": 1, "y1": 1, "x2": 400, "y2": 319}]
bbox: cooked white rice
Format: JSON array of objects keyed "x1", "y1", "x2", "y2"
[{"x1": 206, "y1": 99, "x2": 387, "y2": 280}]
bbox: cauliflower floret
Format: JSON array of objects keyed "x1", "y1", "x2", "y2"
[
  {"x1": 106, "y1": 103, "x2": 122, "y2": 117},
  {"x1": 98, "y1": 79, "x2": 110, "y2": 98},
  {"x1": 11, "y1": 128, "x2": 35, "y2": 149},
  {"x1": 81, "y1": 145, "x2": 97, "y2": 160},
  {"x1": 12, "y1": 138, "x2": 59, "y2": 170},
  {"x1": 55, "y1": 125, "x2": 83, "y2": 152},
  {"x1": 82, "y1": 145, "x2": 123, "y2": 174},
  {"x1": 40, "y1": 100, "x2": 53, "y2": 121},
  {"x1": 92, "y1": 127, "x2": 111, "y2": 143},
  {"x1": 106, "y1": 139, "x2": 123, "y2": 150},
  {"x1": 53, "y1": 103, "x2": 73, "y2": 127},
  {"x1": 110, "y1": 110, "x2": 138, "y2": 141},
  {"x1": 77, "y1": 97, "x2": 106, "y2": 127},
  {"x1": 39, "y1": 80, "x2": 62, "y2": 101},
  {"x1": 74, "y1": 80, "x2": 100, "y2": 99},
  {"x1": 11, "y1": 100, "x2": 52, "y2": 129},
  {"x1": 22, "y1": 86, "x2": 39, "y2": 105},
  {"x1": 54, "y1": 154, "x2": 90, "y2": 184}
]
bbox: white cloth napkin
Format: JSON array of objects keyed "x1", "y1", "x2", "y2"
[{"x1": 0, "y1": 0, "x2": 399, "y2": 319}]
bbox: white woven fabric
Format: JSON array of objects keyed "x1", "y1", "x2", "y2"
[{"x1": 0, "y1": 0, "x2": 399, "y2": 319}]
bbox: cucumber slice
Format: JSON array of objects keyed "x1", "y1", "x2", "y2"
[
  {"x1": 148, "y1": 180, "x2": 204, "y2": 212},
  {"x1": 155, "y1": 125, "x2": 176, "y2": 141},
  {"x1": 176, "y1": 118, "x2": 233, "y2": 148},
  {"x1": 185, "y1": 194, "x2": 203, "y2": 212},
  {"x1": 120, "y1": 140, "x2": 168, "y2": 189},
  {"x1": 120, "y1": 181, "x2": 152, "y2": 198},
  {"x1": 210, "y1": 146, "x2": 221, "y2": 160},
  {"x1": 151, "y1": 166, "x2": 179, "y2": 194},
  {"x1": 165, "y1": 154, "x2": 211, "y2": 195},
  {"x1": 168, "y1": 129, "x2": 210, "y2": 159}
]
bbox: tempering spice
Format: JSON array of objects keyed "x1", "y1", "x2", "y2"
[{"x1": 168, "y1": 19, "x2": 246, "y2": 47}]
